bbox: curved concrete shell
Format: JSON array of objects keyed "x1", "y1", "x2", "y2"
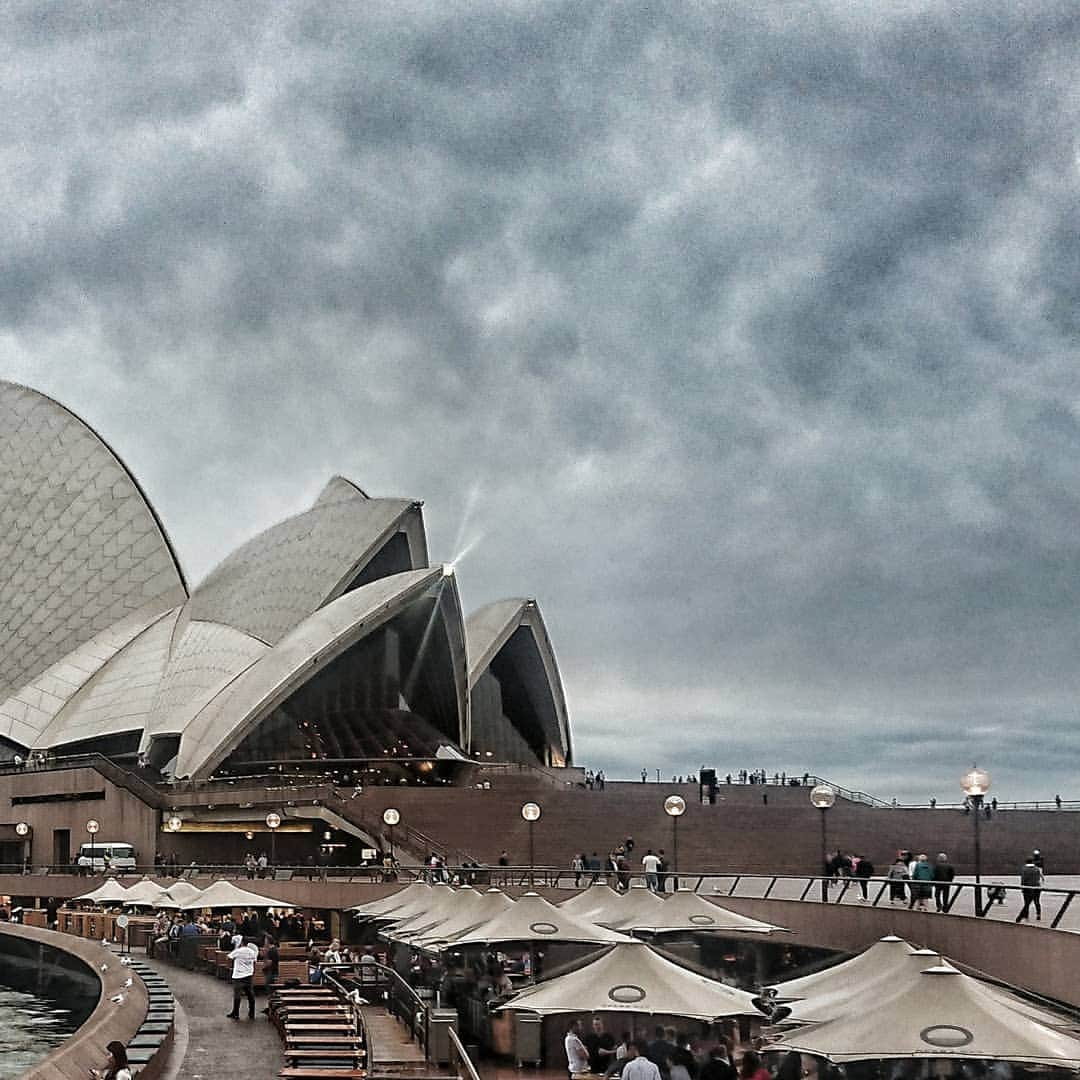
[
  {"x1": 0, "y1": 382, "x2": 571, "y2": 777},
  {"x1": 187, "y1": 495, "x2": 428, "y2": 645},
  {"x1": 467, "y1": 599, "x2": 572, "y2": 766},
  {"x1": 176, "y1": 566, "x2": 469, "y2": 779},
  {"x1": 0, "y1": 381, "x2": 188, "y2": 713}
]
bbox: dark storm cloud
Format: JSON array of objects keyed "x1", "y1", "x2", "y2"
[{"x1": 4, "y1": 0, "x2": 1080, "y2": 801}]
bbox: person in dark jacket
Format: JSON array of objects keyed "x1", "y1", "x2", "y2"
[
  {"x1": 853, "y1": 854, "x2": 874, "y2": 901},
  {"x1": 932, "y1": 852, "x2": 955, "y2": 912}
]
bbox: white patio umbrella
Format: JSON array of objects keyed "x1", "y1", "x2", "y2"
[
  {"x1": 779, "y1": 949, "x2": 940, "y2": 1025},
  {"x1": 557, "y1": 886, "x2": 626, "y2": 923},
  {"x1": 768, "y1": 935, "x2": 916, "y2": 1000},
  {"x1": 451, "y1": 892, "x2": 634, "y2": 947},
  {"x1": 615, "y1": 890, "x2": 785, "y2": 935},
  {"x1": 180, "y1": 879, "x2": 291, "y2": 909},
  {"x1": 121, "y1": 877, "x2": 174, "y2": 908},
  {"x1": 382, "y1": 883, "x2": 459, "y2": 940},
  {"x1": 350, "y1": 881, "x2": 434, "y2": 919},
  {"x1": 76, "y1": 880, "x2": 130, "y2": 904},
  {"x1": 165, "y1": 880, "x2": 203, "y2": 904},
  {"x1": 497, "y1": 940, "x2": 758, "y2": 1021},
  {"x1": 765, "y1": 964, "x2": 1080, "y2": 1066},
  {"x1": 421, "y1": 888, "x2": 517, "y2": 950}
]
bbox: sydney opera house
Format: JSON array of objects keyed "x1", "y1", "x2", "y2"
[{"x1": 0, "y1": 380, "x2": 572, "y2": 785}]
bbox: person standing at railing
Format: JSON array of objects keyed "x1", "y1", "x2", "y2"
[
  {"x1": 932, "y1": 853, "x2": 955, "y2": 912},
  {"x1": 887, "y1": 854, "x2": 909, "y2": 904},
  {"x1": 1016, "y1": 856, "x2": 1045, "y2": 922},
  {"x1": 853, "y1": 853, "x2": 874, "y2": 901}
]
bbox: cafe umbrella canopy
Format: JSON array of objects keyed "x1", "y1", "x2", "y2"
[
  {"x1": 611, "y1": 889, "x2": 785, "y2": 935},
  {"x1": 767, "y1": 935, "x2": 916, "y2": 1000},
  {"x1": 418, "y1": 887, "x2": 516, "y2": 951},
  {"x1": 165, "y1": 879, "x2": 204, "y2": 905},
  {"x1": 121, "y1": 877, "x2": 175, "y2": 908},
  {"x1": 765, "y1": 963, "x2": 1080, "y2": 1067},
  {"x1": 180, "y1": 879, "x2": 292, "y2": 910},
  {"x1": 497, "y1": 940, "x2": 759, "y2": 1021},
  {"x1": 350, "y1": 881, "x2": 436, "y2": 920},
  {"x1": 450, "y1": 891, "x2": 635, "y2": 947},
  {"x1": 76, "y1": 879, "x2": 131, "y2": 904}
]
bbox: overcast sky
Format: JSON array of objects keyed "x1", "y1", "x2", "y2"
[{"x1": 4, "y1": 2, "x2": 1080, "y2": 803}]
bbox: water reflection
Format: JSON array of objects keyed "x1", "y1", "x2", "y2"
[{"x1": 0, "y1": 986, "x2": 76, "y2": 1080}]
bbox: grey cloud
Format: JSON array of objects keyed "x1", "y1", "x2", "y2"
[{"x1": 3, "y1": 1, "x2": 1080, "y2": 802}]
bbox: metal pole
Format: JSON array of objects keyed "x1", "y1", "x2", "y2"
[
  {"x1": 270, "y1": 828, "x2": 276, "y2": 867},
  {"x1": 90, "y1": 830, "x2": 94, "y2": 876},
  {"x1": 820, "y1": 808, "x2": 829, "y2": 902},
  {"x1": 389, "y1": 824, "x2": 395, "y2": 860},
  {"x1": 528, "y1": 820, "x2": 535, "y2": 888},
  {"x1": 973, "y1": 795, "x2": 982, "y2": 915},
  {"x1": 672, "y1": 815, "x2": 679, "y2": 893}
]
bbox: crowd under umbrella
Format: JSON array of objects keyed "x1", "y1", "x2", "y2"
[
  {"x1": 767, "y1": 935, "x2": 916, "y2": 1000},
  {"x1": 496, "y1": 939, "x2": 760, "y2": 1021},
  {"x1": 610, "y1": 889, "x2": 786, "y2": 935},
  {"x1": 76, "y1": 880, "x2": 130, "y2": 905},
  {"x1": 180, "y1": 879, "x2": 291, "y2": 910},
  {"x1": 764, "y1": 962, "x2": 1080, "y2": 1068},
  {"x1": 418, "y1": 887, "x2": 516, "y2": 952}
]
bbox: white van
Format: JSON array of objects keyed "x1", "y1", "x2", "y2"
[{"x1": 76, "y1": 842, "x2": 137, "y2": 873}]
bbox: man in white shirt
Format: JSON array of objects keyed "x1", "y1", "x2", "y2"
[
  {"x1": 565, "y1": 1019, "x2": 590, "y2": 1077},
  {"x1": 641, "y1": 849, "x2": 661, "y2": 892},
  {"x1": 226, "y1": 939, "x2": 260, "y2": 1019},
  {"x1": 621, "y1": 1041, "x2": 662, "y2": 1080}
]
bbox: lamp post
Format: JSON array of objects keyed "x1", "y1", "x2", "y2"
[
  {"x1": 265, "y1": 811, "x2": 282, "y2": 867},
  {"x1": 86, "y1": 818, "x2": 100, "y2": 876},
  {"x1": 382, "y1": 807, "x2": 400, "y2": 861},
  {"x1": 521, "y1": 802, "x2": 542, "y2": 886},
  {"x1": 961, "y1": 766, "x2": 991, "y2": 915},
  {"x1": 15, "y1": 822, "x2": 29, "y2": 873},
  {"x1": 664, "y1": 795, "x2": 686, "y2": 893},
  {"x1": 810, "y1": 785, "x2": 836, "y2": 901}
]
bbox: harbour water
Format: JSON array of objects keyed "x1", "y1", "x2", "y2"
[{"x1": 0, "y1": 987, "x2": 78, "y2": 1080}]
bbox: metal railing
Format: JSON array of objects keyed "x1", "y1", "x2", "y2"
[{"x1": 448, "y1": 1027, "x2": 482, "y2": 1080}]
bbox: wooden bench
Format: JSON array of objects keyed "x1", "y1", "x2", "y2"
[{"x1": 278, "y1": 1070, "x2": 366, "y2": 1079}]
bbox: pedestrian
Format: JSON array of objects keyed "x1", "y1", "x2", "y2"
[
  {"x1": 738, "y1": 1051, "x2": 770, "y2": 1080},
  {"x1": 571, "y1": 852, "x2": 585, "y2": 888},
  {"x1": 89, "y1": 1041, "x2": 132, "y2": 1080},
  {"x1": 1056, "y1": 794, "x2": 1062, "y2": 809},
  {"x1": 908, "y1": 854, "x2": 933, "y2": 911},
  {"x1": 1016, "y1": 856, "x2": 1044, "y2": 922},
  {"x1": 226, "y1": 937, "x2": 259, "y2": 1019},
  {"x1": 623, "y1": 1041, "x2": 662, "y2": 1080},
  {"x1": 585, "y1": 1016, "x2": 616, "y2": 1075},
  {"x1": 642, "y1": 848, "x2": 661, "y2": 892},
  {"x1": 932, "y1": 852, "x2": 955, "y2": 912},
  {"x1": 565, "y1": 1019, "x2": 590, "y2": 1078},
  {"x1": 656, "y1": 849, "x2": 668, "y2": 894},
  {"x1": 1032, "y1": 849, "x2": 1045, "y2": 872},
  {"x1": 625, "y1": 835, "x2": 635, "y2": 853},
  {"x1": 244, "y1": 853, "x2": 256, "y2": 880},
  {"x1": 256, "y1": 852, "x2": 268, "y2": 878},
  {"x1": 888, "y1": 853, "x2": 909, "y2": 904},
  {"x1": 853, "y1": 853, "x2": 874, "y2": 901}
]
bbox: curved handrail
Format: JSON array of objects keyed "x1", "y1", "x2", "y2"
[{"x1": 448, "y1": 1026, "x2": 483, "y2": 1080}]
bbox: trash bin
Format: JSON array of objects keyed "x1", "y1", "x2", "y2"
[
  {"x1": 428, "y1": 1008, "x2": 458, "y2": 1065},
  {"x1": 515, "y1": 1013, "x2": 543, "y2": 1068}
]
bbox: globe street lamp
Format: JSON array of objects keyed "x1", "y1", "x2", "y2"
[
  {"x1": 266, "y1": 811, "x2": 282, "y2": 867},
  {"x1": 86, "y1": 818, "x2": 100, "y2": 876},
  {"x1": 664, "y1": 795, "x2": 686, "y2": 893},
  {"x1": 166, "y1": 815, "x2": 183, "y2": 832},
  {"x1": 521, "y1": 802, "x2": 542, "y2": 886},
  {"x1": 15, "y1": 822, "x2": 29, "y2": 873},
  {"x1": 961, "y1": 766, "x2": 991, "y2": 914},
  {"x1": 382, "y1": 807, "x2": 400, "y2": 860},
  {"x1": 810, "y1": 785, "x2": 836, "y2": 901}
]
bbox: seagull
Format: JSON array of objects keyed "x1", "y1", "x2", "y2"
[
  {"x1": 123, "y1": 977, "x2": 133, "y2": 987},
  {"x1": 100, "y1": 963, "x2": 109, "y2": 971},
  {"x1": 110, "y1": 993, "x2": 125, "y2": 1004}
]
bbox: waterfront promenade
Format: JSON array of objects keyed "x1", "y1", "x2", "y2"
[{"x1": 136, "y1": 950, "x2": 282, "y2": 1080}]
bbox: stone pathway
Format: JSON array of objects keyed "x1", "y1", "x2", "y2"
[{"x1": 138, "y1": 952, "x2": 283, "y2": 1080}]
